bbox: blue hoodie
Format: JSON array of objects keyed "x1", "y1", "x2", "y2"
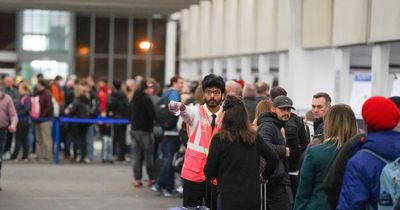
[{"x1": 337, "y1": 131, "x2": 400, "y2": 210}]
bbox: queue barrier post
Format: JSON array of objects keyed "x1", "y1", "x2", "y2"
[{"x1": 53, "y1": 117, "x2": 130, "y2": 164}]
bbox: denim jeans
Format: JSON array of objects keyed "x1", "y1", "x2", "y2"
[
  {"x1": 85, "y1": 124, "x2": 95, "y2": 160},
  {"x1": 27, "y1": 124, "x2": 34, "y2": 154},
  {"x1": 0, "y1": 129, "x2": 8, "y2": 177},
  {"x1": 156, "y1": 135, "x2": 180, "y2": 192}
]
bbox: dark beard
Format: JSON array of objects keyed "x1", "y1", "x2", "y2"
[{"x1": 205, "y1": 99, "x2": 220, "y2": 108}]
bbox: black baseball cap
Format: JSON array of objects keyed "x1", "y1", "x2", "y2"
[{"x1": 272, "y1": 95, "x2": 295, "y2": 110}]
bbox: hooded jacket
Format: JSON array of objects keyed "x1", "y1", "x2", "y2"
[
  {"x1": 338, "y1": 131, "x2": 400, "y2": 209},
  {"x1": 129, "y1": 89, "x2": 155, "y2": 132},
  {"x1": 107, "y1": 90, "x2": 128, "y2": 118},
  {"x1": 257, "y1": 112, "x2": 290, "y2": 185}
]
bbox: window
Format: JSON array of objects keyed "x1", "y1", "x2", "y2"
[
  {"x1": 22, "y1": 9, "x2": 71, "y2": 52},
  {"x1": 0, "y1": 12, "x2": 16, "y2": 50}
]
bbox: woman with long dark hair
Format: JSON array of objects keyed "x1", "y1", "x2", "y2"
[{"x1": 204, "y1": 95, "x2": 279, "y2": 210}]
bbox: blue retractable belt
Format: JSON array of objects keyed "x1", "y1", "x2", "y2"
[{"x1": 35, "y1": 116, "x2": 130, "y2": 164}]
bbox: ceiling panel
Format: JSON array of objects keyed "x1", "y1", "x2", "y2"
[{"x1": 0, "y1": 0, "x2": 201, "y2": 17}]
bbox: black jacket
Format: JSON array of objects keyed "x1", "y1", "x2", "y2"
[
  {"x1": 257, "y1": 112, "x2": 290, "y2": 186},
  {"x1": 314, "y1": 118, "x2": 324, "y2": 140},
  {"x1": 107, "y1": 90, "x2": 128, "y2": 118},
  {"x1": 285, "y1": 113, "x2": 308, "y2": 172},
  {"x1": 67, "y1": 95, "x2": 98, "y2": 119},
  {"x1": 129, "y1": 90, "x2": 156, "y2": 132},
  {"x1": 204, "y1": 134, "x2": 279, "y2": 210}
]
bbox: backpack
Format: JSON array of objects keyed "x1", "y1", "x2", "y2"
[
  {"x1": 285, "y1": 114, "x2": 307, "y2": 171},
  {"x1": 361, "y1": 149, "x2": 400, "y2": 209},
  {"x1": 155, "y1": 90, "x2": 179, "y2": 130},
  {"x1": 30, "y1": 96, "x2": 40, "y2": 119}
]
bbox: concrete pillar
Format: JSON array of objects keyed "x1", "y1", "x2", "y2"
[
  {"x1": 201, "y1": 60, "x2": 211, "y2": 78},
  {"x1": 89, "y1": 14, "x2": 95, "y2": 75},
  {"x1": 127, "y1": 17, "x2": 133, "y2": 79},
  {"x1": 108, "y1": 15, "x2": 115, "y2": 83},
  {"x1": 165, "y1": 13, "x2": 179, "y2": 85},
  {"x1": 371, "y1": 43, "x2": 390, "y2": 96},
  {"x1": 188, "y1": 5, "x2": 200, "y2": 59},
  {"x1": 179, "y1": 9, "x2": 190, "y2": 60},
  {"x1": 226, "y1": 57, "x2": 238, "y2": 80},
  {"x1": 199, "y1": 1, "x2": 211, "y2": 57},
  {"x1": 240, "y1": 56, "x2": 253, "y2": 83},
  {"x1": 278, "y1": 52, "x2": 289, "y2": 88},
  {"x1": 258, "y1": 54, "x2": 273, "y2": 85},
  {"x1": 189, "y1": 61, "x2": 200, "y2": 81},
  {"x1": 211, "y1": 0, "x2": 224, "y2": 57},
  {"x1": 257, "y1": 0, "x2": 276, "y2": 53},
  {"x1": 145, "y1": 18, "x2": 153, "y2": 79},
  {"x1": 69, "y1": 12, "x2": 76, "y2": 75},
  {"x1": 224, "y1": 0, "x2": 239, "y2": 56},
  {"x1": 213, "y1": 59, "x2": 224, "y2": 76},
  {"x1": 238, "y1": 0, "x2": 256, "y2": 54},
  {"x1": 334, "y1": 48, "x2": 351, "y2": 103},
  {"x1": 179, "y1": 61, "x2": 189, "y2": 83}
]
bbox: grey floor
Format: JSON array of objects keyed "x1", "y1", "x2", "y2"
[{"x1": 0, "y1": 162, "x2": 181, "y2": 210}]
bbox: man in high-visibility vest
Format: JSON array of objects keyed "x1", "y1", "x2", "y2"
[{"x1": 169, "y1": 74, "x2": 225, "y2": 209}]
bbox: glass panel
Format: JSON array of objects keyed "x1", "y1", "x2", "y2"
[
  {"x1": 76, "y1": 16, "x2": 91, "y2": 56},
  {"x1": 75, "y1": 57, "x2": 90, "y2": 78},
  {"x1": 0, "y1": 12, "x2": 16, "y2": 50},
  {"x1": 114, "y1": 58, "x2": 127, "y2": 81},
  {"x1": 23, "y1": 10, "x2": 32, "y2": 34},
  {"x1": 114, "y1": 18, "x2": 128, "y2": 54},
  {"x1": 30, "y1": 60, "x2": 68, "y2": 80},
  {"x1": 22, "y1": 35, "x2": 49, "y2": 51},
  {"x1": 49, "y1": 29, "x2": 68, "y2": 51},
  {"x1": 152, "y1": 19, "x2": 166, "y2": 56},
  {"x1": 132, "y1": 59, "x2": 145, "y2": 77},
  {"x1": 133, "y1": 18, "x2": 148, "y2": 55},
  {"x1": 41, "y1": 10, "x2": 49, "y2": 35},
  {"x1": 62, "y1": 12, "x2": 70, "y2": 34},
  {"x1": 95, "y1": 17, "x2": 109, "y2": 54},
  {"x1": 32, "y1": 10, "x2": 41, "y2": 34},
  {"x1": 151, "y1": 60, "x2": 165, "y2": 85},
  {"x1": 95, "y1": 58, "x2": 108, "y2": 79},
  {"x1": 22, "y1": 9, "x2": 70, "y2": 52}
]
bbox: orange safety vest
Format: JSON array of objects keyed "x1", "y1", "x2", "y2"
[{"x1": 181, "y1": 105, "x2": 222, "y2": 182}]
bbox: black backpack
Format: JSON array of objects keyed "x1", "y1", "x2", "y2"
[
  {"x1": 285, "y1": 114, "x2": 307, "y2": 172},
  {"x1": 155, "y1": 90, "x2": 179, "y2": 130}
]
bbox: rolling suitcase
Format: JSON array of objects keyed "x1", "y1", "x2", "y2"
[{"x1": 101, "y1": 135, "x2": 113, "y2": 162}]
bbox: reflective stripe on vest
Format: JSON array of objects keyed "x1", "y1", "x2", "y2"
[
  {"x1": 181, "y1": 105, "x2": 221, "y2": 182},
  {"x1": 187, "y1": 141, "x2": 207, "y2": 154}
]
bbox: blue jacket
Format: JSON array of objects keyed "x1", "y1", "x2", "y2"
[{"x1": 337, "y1": 131, "x2": 400, "y2": 210}]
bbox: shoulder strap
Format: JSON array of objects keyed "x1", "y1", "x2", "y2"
[
  {"x1": 360, "y1": 149, "x2": 389, "y2": 164},
  {"x1": 20, "y1": 95, "x2": 27, "y2": 104}
]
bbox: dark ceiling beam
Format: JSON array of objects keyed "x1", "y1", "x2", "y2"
[{"x1": 0, "y1": 0, "x2": 200, "y2": 16}]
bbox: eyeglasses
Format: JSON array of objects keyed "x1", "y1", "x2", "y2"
[{"x1": 204, "y1": 89, "x2": 222, "y2": 96}]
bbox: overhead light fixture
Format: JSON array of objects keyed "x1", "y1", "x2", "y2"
[
  {"x1": 78, "y1": 46, "x2": 90, "y2": 56},
  {"x1": 139, "y1": 40, "x2": 153, "y2": 51}
]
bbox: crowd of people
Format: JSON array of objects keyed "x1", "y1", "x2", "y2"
[
  {"x1": 0, "y1": 72, "x2": 400, "y2": 210},
  {"x1": 164, "y1": 74, "x2": 400, "y2": 210}
]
